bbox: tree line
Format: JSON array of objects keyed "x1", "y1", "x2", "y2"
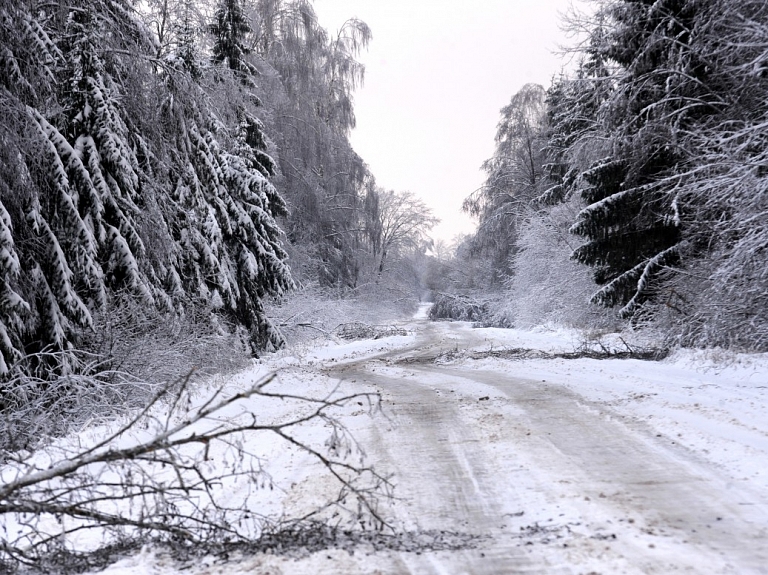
[
  {"x1": 0, "y1": 0, "x2": 437, "y2": 382},
  {"x1": 448, "y1": 0, "x2": 768, "y2": 350}
]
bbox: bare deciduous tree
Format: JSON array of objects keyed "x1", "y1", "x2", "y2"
[{"x1": 370, "y1": 189, "x2": 439, "y2": 275}]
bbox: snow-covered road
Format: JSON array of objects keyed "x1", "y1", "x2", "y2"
[{"x1": 100, "y1": 311, "x2": 768, "y2": 574}]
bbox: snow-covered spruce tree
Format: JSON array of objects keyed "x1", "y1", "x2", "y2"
[
  {"x1": 182, "y1": 0, "x2": 293, "y2": 352},
  {"x1": 59, "y1": 4, "x2": 157, "y2": 305},
  {"x1": 567, "y1": 0, "x2": 720, "y2": 318},
  {"x1": 126, "y1": 0, "x2": 292, "y2": 355},
  {"x1": 0, "y1": 3, "x2": 53, "y2": 377},
  {"x1": 0, "y1": 1, "x2": 120, "y2": 376},
  {"x1": 209, "y1": 0, "x2": 256, "y2": 76},
  {"x1": 174, "y1": 113, "x2": 293, "y2": 352},
  {"x1": 0, "y1": 0, "x2": 293, "y2": 379}
]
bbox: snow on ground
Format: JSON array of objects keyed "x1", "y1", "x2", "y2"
[
  {"x1": 352, "y1": 322, "x2": 768, "y2": 573},
  {"x1": 0, "y1": 348, "x2": 397, "y2": 567},
  {"x1": 432, "y1": 323, "x2": 768, "y2": 492},
  {"x1": 6, "y1": 314, "x2": 768, "y2": 574},
  {"x1": 283, "y1": 332, "x2": 415, "y2": 366},
  {"x1": 90, "y1": 321, "x2": 768, "y2": 573}
]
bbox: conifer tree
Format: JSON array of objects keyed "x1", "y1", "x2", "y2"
[
  {"x1": 209, "y1": 0, "x2": 253, "y2": 74},
  {"x1": 0, "y1": 0, "x2": 294, "y2": 376},
  {"x1": 202, "y1": 1, "x2": 294, "y2": 350},
  {"x1": 174, "y1": 0, "x2": 203, "y2": 79},
  {"x1": 662, "y1": 0, "x2": 768, "y2": 348},
  {"x1": 567, "y1": 0, "x2": 717, "y2": 317}
]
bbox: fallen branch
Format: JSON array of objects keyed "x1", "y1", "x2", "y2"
[
  {"x1": 0, "y1": 371, "x2": 392, "y2": 570},
  {"x1": 334, "y1": 323, "x2": 408, "y2": 341}
]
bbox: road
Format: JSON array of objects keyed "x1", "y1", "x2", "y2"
[
  {"x1": 306, "y1": 319, "x2": 768, "y2": 574},
  {"x1": 160, "y1": 316, "x2": 768, "y2": 575}
]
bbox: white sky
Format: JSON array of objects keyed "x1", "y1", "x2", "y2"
[{"x1": 312, "y1": 0, "x2": 579, "y2": 242}]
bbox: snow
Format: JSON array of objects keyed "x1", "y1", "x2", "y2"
[
  {"x1": 286, "y1": 332, "x2": 415, "y2": 366},
  {"x1": 496, "y1": 332, "x2": 763, "y2": 480},
  {"x1": 412, "y1": 302, "x2": 431, "y2": 320},
  {"x1": 442, "y1": 327, "x2": 768, "y2": 490},
  {"x1": 5, "y1": 317, "x2": 768, "y2": 574}
]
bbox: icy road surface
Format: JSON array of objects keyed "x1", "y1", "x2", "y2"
[{"x1": 101, "y1": 309, "x2": 768, "y2": 574}]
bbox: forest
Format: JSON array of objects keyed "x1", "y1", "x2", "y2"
[
  {"x1": 0, "y1": 0, "x2": 767, "y2": 570},
  {"x1": 444, "y1": 0, "x2": 768, "y2": 353},
  {"x1": 0, "y1": 0, "x2": 438, "y2": 385}
]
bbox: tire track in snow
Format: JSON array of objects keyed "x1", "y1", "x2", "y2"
[{"x1": 325, "y1": 320, "x2": 768, "y2": 573}]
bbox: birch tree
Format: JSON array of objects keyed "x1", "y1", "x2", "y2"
[{"x1": 463, "y1": 84, "x2": 547, "y2": 280}]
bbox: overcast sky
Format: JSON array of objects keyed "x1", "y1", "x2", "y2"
[{"x1": 312, "y1": 0, "x2": 580, "y2": 242}]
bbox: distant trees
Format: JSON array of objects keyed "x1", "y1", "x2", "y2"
[{"x1": 371, "y1": 190, "x2": 439, "y2": 275}]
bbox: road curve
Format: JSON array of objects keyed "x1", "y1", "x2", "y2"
[{"x1": 321, "y1": 320, "x2": 768, "y2": 574}]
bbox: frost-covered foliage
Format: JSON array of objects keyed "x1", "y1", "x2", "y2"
[
  {"x1": 467, "y1": 0, "x2": 767, "y2": 349},
  {"x1": 456, "y1": 0, "x2": 768, "y2": 348},
  {"x1": 543, "y1": 0, "x2": 768, "y2": 349},
  {"x1": 265, "y1": 283, "x2": 416, "y2": 347},
  {"x1": 463, "y1": 84, "x2": 548, "y2": 281},
  {"x1": 649, "y1": 0, "x2": 768, "y2": 349},
  {"x1": 558, "y1": 0, "x2": 715, "y2": 316},
  {"x1": 249, "y1": 1, "x2": 375, "y2": 288},
  {"x1": 428, "y1": 293, "x2": 490, "y2": 323},
  {"x1": 500, "y1": 200, "x2": 619, "y2": 331},
  {"x1": 0, "y1": 0, "x2": 292, "y2": 378},
  {"x1": 209, "y1": 0, "x2": 255, "y2": 74},
  {"x1": 452, "y1": 80, "x2": 616, "y2": 332}
]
